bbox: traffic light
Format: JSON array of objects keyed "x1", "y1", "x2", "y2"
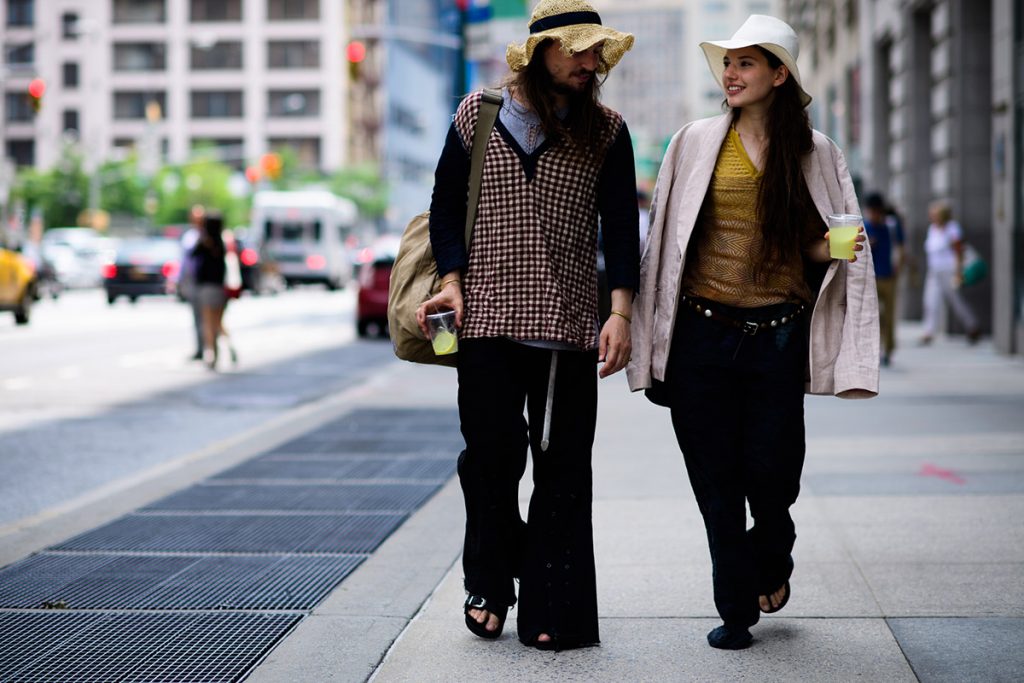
[
  {"x1": 27, "y1": 78, "x2": 45, "y2": 113},
  {"x1": 346, "y1": 40, "x2": 366, "y2": 81},
  {"x1": 260, "y1": 152, "x2": 282, "y2": 181}
]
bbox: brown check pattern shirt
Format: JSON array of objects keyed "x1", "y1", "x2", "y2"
[{"x1": 450, "y1": 92, "x2": 624, "y2": 350}]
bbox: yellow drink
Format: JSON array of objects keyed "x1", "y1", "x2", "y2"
[
  {"x1": 828, "y1": 225, "x2": 859, "y2": 260},
  {"x1": 431, "y1": 330, "x2": 458, "y2": 355}
]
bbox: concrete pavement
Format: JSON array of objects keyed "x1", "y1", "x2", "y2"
[{"x1": 251, "y1": 323, "x2": 1024, "y2": 682}]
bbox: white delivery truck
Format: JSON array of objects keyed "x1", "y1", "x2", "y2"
[{"x1": 252, "y1": 190, "x2": 357, "y2": 290}]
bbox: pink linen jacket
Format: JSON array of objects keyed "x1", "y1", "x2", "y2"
[{"x1": 626, "y1": 114, "x2": 880, "y2": 399}]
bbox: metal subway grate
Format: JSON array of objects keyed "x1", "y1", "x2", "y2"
[
  {"x1": 0, "y1": 553, "x2": 364, "y2": 611},
  {"x1": 264, "y1": 407, "x2": 462, "y2": 455},
  {"x1": 328, "y1": 407, "x2": 461, "y2": 431},
  {"x1": 1, "y1": 407, "x2": 462, "y2": 679},
  {"x1": 52, "y1": 513, "x2": 407, "y2": 554},
  {"x1": 143, "y1": 483, "x2": 440, "y2": 512},
  {"x1": 211, "y1": 456, "x2": 457, "y2": 482},
  {"x1": 0, "y1": 611, "x2": 300, "y2": 682},
  {"x1": 266, "y1": 436, "x2": 458, "y2": 456}
]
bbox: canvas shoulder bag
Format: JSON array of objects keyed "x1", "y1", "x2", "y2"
[{"x1": 387, "y1": 88, "x2": 502, "y2": 366}]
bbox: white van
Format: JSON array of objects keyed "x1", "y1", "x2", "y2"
[{"x1": 252, "y1": 190, "x2": 357, "y2": 290}]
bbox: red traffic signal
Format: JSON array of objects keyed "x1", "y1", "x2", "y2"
[
  {"x1": 346, "y1": 41, "x2": 366, "y2": 64},
  {"x1": 27, "y1": 78, "x2": 46, "y2": 112},
  {"x1": 28, "y1": 78, "x2": 46, "y2": 98}
]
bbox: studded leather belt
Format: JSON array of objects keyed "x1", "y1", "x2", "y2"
[{"x1": 681, "y1": 295, "x2": 806, "y2": 336}]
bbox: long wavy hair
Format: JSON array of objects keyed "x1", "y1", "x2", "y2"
[
  {"x1": 503, "y1": 39, "x2": 608, "y2": 149},
  {"x1": 733, "y1": 47, "x2": 817, "y2": 282}
]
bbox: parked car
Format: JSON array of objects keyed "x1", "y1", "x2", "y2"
[
  {"x1": 19, "y1": 241, "x2": 61, "y2": 300},
  {"x1": 356, "y1": 235, "x2": 400, "y2": 338},
  {"x1": 0, "y1": 243, "x2": 36, "y2": 324},
  {"x1": 40, "y1": 227, "x2": 115, "y2": 289},
  {"x1": 103, "y1": 237, "x2": 180, "y2": 305}
]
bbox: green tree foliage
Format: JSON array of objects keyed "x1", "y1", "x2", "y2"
[
  {"x1": 329, "y1": 163, "x2": 388, "y2": 218},
  {"x1": 154, "y1": 154, "x2": 247, "y2": 228},
  {"x1": 98, "y1": 156, "x2": 147, "y2": 218},
  {"x1": 11, "y1": 145, "x2": 89, "y2": 228}
]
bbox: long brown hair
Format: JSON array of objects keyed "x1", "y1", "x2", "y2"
[
  {"x1": 503, "y1": 39, "x2": 608, "y2": 149},
  {"x1": 735, "y1": 47, "x2": 816, "y2": 281}
]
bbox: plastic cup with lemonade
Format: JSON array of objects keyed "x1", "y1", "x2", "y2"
[
  {"x1": 826, "y1": 213, "x2": 862, "y2": 260},
  {"x1": 427, "y1": 310, "x2": 458, "y2": 356}
]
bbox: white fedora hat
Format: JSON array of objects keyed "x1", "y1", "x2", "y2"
[{"x1": 699, "y1": 14, "x2": 812, "y2": 107}]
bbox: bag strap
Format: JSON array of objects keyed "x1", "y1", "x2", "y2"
[{"x1": 464, "y1": 88, "x2": 503, "y2": 247}]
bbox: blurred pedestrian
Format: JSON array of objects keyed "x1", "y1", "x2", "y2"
[
  {"x1": 863, "y1": 192, "x2": 905, "y2": 365},
  {"x1": 176, "y1": 205, "x2": 205, "y2": 361},
  {"x1": 192, "y1": 213, "x2": 238, "y2": 370},
  {"x1": 627, "y1": 15, "x2": 879, "y2": 650},
  {"x1": 415, "y1": 0, "x2": 639, "y2": 650},
  {"x1": 920, "y1": 200, "x2": 980, "y2": 345}
]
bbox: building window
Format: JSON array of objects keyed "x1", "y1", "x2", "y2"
[
  {"x1": 113, "y1": 43, "x2": 167, "y2": 71},
  {"x1": 269, "y1": 137, "x2": 320, "y2": 169},
  {"x1": 62, "y1": 109, "x2": 79, "y2": 133},
  {"x1": 268, "y1": 90, "x2": 320, "y2": 117},
  {"x1": 61, "y1": 12, "x2": 78, "y2": 38},
  {"x1": 6, "y1": 140, "x2": 34, "y2": 166},
  {"x1": 63, "y1": 62, "x2": 79, "y2": 88},
  {"x1": 191, "y1": 90, "x2": 244, "y2": 118},
  {"x1": 7, "y1": 0, "x2": 33, "y2": 27},
  {"x1": 190, "y1": 0, "x2": 242, "y2": 22},
  {"x1": 190, "y1": 41, "x2": 243, "y2": 70},
  {"x1": 268, "y1": 0, "x2": 319, "y2": 20},
  {"x1": 190, "y1": 138, "x2": 244, "y2": 168},
  {"x1": 113, "y1": 0, "x2": 165, "y2": 24},
  {"x1": 267, "y1": 40, "x2": 320, "y2": 69},
  {"x1": 5, "y1": 43, "x2": 34, "y2": 67},
  {"x1": 114, "y1": 91, "x2": 167, "y2": 119},
  {"x1": 5, "y1": 92, "x2": 33, "y2": 122}
]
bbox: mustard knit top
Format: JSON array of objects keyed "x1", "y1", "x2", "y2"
[{"x1": 682, "y1": 128, "x2": 815, "y2": 307}]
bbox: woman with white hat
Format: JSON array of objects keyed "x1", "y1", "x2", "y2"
[{"x1": 626, "y1": 15, "x2": 879, "y2": 649}]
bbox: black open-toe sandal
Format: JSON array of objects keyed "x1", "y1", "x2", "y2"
[
  {"x1": 464, "y1": 595, "x2": 508, "y2": 639},
  {"x1": 760, "y1": 580, "x2": 791, "y2": 614}
]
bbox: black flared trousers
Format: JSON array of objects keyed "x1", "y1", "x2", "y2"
[
  {"x1": 456, "y1": 337, "x2": 600, "y2": 647},
  {"x1": 665, "y1": 300, "x2": 807, "y2": 628}
]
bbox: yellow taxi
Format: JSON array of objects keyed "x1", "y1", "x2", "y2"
[{"x1": 0, "y1": 242, "x2": 36, "y2": 325}]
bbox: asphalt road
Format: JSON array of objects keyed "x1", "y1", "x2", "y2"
[{"x1": 0, "y1": 286, "x2": 396, "y2": 528}]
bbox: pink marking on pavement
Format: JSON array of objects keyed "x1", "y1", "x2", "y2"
[{"x1": 919, "y1": 463, "x2": 967, "y2": 485}]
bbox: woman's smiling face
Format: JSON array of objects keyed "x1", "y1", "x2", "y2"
[{"x1": 721, "y1": 47, "x2": 788, "y2": 109}]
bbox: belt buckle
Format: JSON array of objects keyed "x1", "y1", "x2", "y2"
[{"x1": 742, "y1": 321, "x2": 759, "y2": 336}]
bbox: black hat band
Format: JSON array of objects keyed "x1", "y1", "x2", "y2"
[{"x1": 529, "y1": 11, "x2": 602, "y2": 34}]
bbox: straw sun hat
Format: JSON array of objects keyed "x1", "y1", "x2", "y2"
[
  {"x1": 699, "y1": 14, "x2": 812, "y2": 107},
  {"x1": 506, "y1": 0, "x2": 634, "y2": 73}
]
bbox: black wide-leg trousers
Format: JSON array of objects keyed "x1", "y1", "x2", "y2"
[
  {"x1": 456, "y1": 337, "x2": 600, "y2": 647},
  {"x1": 665, "y1": 301, "x2": 807, "y2": 628}
]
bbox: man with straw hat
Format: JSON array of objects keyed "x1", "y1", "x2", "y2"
[{"x1": 416, "y1": 0, "x2": 639, "y2": 651}]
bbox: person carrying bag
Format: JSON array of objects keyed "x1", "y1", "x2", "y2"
[{"x1": 386, "y1": 89, "x2": 502, "y2": 366}]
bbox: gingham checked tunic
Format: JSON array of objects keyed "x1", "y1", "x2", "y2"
[{"x1": 430, "y1": 90, "x2": 635, "y2": 350}]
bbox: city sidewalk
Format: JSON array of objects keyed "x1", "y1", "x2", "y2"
[{"x1": 252, "y1": 323, "x2": 1024, "y2": 682}]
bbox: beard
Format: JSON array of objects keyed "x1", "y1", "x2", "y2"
[{"x1": 549, "y1": 71, "x2": 597, "y2": 102}]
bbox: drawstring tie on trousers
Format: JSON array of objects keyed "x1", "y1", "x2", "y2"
[{"x1": 540, "y1": 351, "x2": 558, "y2": 451}]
